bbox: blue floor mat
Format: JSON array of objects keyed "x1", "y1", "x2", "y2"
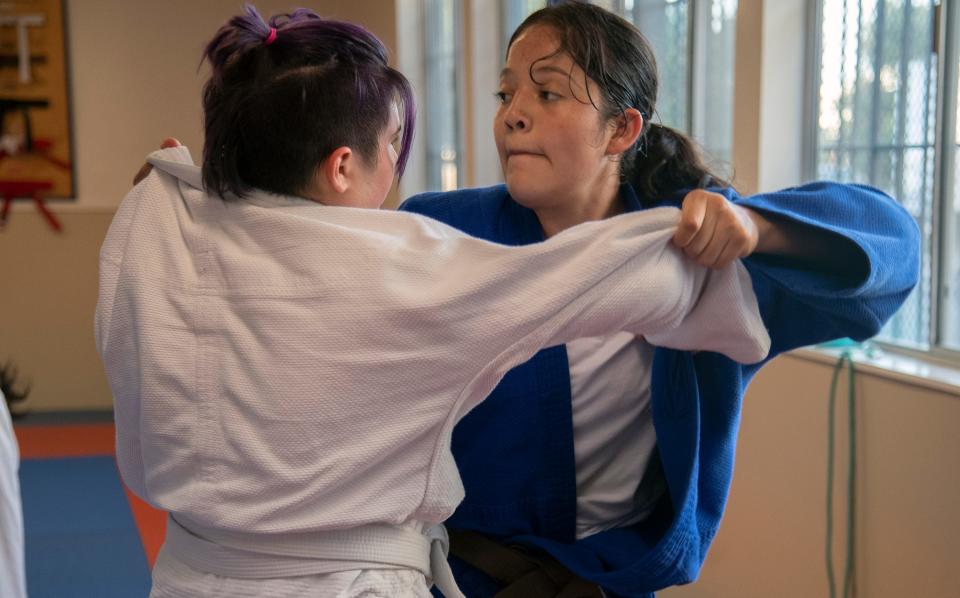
[{"x1": 19, "y1": 456, "x2": 152, "y2": 597}]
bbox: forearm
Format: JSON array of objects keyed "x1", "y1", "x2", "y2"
[{"x1": 746, "y1": 207, "x2": 866, "y2": 275}]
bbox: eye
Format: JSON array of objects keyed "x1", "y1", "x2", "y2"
[
  {"x1": 539, "y1": 90, "x2": 561, "y2": 102},
  {"x1": 494, "y1": 91, "x2": 512, "y2": 104}
]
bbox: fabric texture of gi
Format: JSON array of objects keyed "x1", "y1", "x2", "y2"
[
  {"x1": 400, "y1": 181, "x2": 920, "y2": 598},
  {"x1": 95, "y1": 147, "x2": 771, "y2": 596},
  {"x1": 0, "y1": 390, "x2": 26, "y2": 598}
]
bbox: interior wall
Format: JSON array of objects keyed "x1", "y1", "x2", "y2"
[
  {"x1": 67, "y1": 0, "x2": 397, "y2": 212},
  {"x1": 662, "y1": 354, "x2": 960, "y2": 598},
  {"x1": 0, "y1": 1, "x2": 397, "y2": 411}
]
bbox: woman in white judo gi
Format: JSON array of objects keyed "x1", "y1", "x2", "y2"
[
  {"x1": 0, "y1": 363, "x2": 27, "y2": 598},
  {"x1": 97, "y1": 7, "x2": 771, "y2": 597}
]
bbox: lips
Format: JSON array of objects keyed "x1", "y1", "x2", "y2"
[{"x1": 506, "y1": 149, "x2": 545, "y2": 159}]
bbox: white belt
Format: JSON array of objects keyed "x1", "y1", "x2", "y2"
[{"x1": 164, "y1": 516, "x2": 465, "y2": 597}]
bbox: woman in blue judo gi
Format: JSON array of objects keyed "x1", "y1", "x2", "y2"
[{"x1": 400, "y1": 3, "x2": 920, "y2": 597}]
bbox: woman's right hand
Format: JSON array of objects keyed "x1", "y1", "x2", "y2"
[
  {"x1": 132, "y1": 138, "x2": 182, "y2": 185},
  {"x1": 673, "y1": 189, "x2": 760, "y2": 269}
]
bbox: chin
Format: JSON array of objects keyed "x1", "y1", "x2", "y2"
[{"x1": 505, "y1": 179, "x2": 556, "y2": 210}]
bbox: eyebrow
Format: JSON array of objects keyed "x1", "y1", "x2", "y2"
[{"x1": 500, "y1": 64, "x2": 584, "y2": 90}]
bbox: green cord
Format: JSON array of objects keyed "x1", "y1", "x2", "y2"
[{"x1": 826, "y1": 351, "x2": 857, "y2": 598}]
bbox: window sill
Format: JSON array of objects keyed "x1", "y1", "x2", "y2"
[{"x1": 787, "y1": 345, "x2": 960, "y2": 399}]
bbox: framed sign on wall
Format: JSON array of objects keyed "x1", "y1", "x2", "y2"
[{"x1": 0, "y1": 0, "x2": 73, "y2": 203}]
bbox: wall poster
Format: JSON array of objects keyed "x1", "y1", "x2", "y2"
[{"x1": 0, "y1": 0, "x2": 73, "y2": 204}]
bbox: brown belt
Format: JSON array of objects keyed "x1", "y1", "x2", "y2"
[{"x1": 447, "y1": 529, "x2": 603, "y2": 598}]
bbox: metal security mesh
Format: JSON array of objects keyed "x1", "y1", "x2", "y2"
[
  {"x1": 502, "y1": 0, "x2": 547, "y2": 56},
  {"x1": 699, "y1": 0, "x2": 738, "y2": 173},
  {"x1": 622, "y1": 0, "x2": 691, "y2": 131},
  {"x1": 816, "y1": 0, "x2": 937, "y2": 348},
  {"x1": 619, "y1": 0, "x2": 737, "y2": 177}
]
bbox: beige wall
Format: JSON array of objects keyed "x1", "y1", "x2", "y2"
[
  {"x1": 0, "y1": 1, "x2": 397, "y2": 410},
  {"x1": 68, "y1": 0, "x2": 397, "y2": 212},
  {"x1": 663, "y1": 354, "x2": 960, "y2": 598},
  {"x1": 1, "y1": 211, "x2": 114, "y2": 409}
]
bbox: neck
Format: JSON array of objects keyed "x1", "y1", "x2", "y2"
[{"x1": 535, "y1": 175, "x2": 624, "y2": 238}]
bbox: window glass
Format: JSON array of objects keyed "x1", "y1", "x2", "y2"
[
  {"x1": 424, "y1": 0, "x2": 463, "y2": 191},
  {"x1": 815, "y1": 0, "x2": 937, "y2": 348}
]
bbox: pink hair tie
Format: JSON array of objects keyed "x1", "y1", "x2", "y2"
[{"x1": 265, "y1": 27, "x2": 278, "y2": 46}]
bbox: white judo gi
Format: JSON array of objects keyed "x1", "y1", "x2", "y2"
[
  {"x1": 95, "y1": 147, "x2": 770, "y2": 597},
  {"x1": 0, "y1": 390, "x2": 26, "y2": 598}
]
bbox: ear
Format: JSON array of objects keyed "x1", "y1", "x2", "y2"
[
  {"x1": 605, "y1": 108, "x2": 644, "y2": 156},
  {"x1": 318, "y1": 146, "x2": 354, "y2": 195}
]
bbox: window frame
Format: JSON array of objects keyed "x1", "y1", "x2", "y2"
[
  {"x1": 804, "y1": 0, "x2": 960, "y2": 364},
  {"x1": 396, "y1": 0, "x2": 469, "y2": 198},
  {"x1": 422, "y1": 0, "x2": 466, "y2": 192}
]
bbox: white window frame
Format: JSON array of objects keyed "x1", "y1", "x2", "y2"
[
  {"x1": 804, "y1": 0, "x2": 960, "y2": 364},
  {"x1": 396, "y1": 0, "x2": 470, "y2": 197}
]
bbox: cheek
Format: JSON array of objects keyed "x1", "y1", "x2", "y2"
[
  {"x1": 380, "y1": 162, "x2": 394, "y2": 192},
  {"x1": 557, "y1": 126, "x2": 604, "y2": 168},
  {"x1": 493, "y1": 118, "x2": 506, "y2": 151}
]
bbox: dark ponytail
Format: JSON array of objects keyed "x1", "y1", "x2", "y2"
[
  {"x1": 633, "y1": 122, "x2": 729, "y2": 204},
  {"x1": 0, "y1": 361, "x2": 29, "y2": 418},
  {"x1": 512, "y1": 2, "x2": 729, "y2": 206}
]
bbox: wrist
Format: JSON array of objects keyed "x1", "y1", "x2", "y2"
[
  {"x1": 740, "y1": 205, "x2": 775, "y2": 254},
  {"x1": 745, "y1": 207, "x2": 808, "y2": 256}
]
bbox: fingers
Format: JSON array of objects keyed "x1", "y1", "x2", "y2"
[
  {"x1": 698, "y1": 234, "x2": 731, "y2": 268},
  {"x1": 674, "y1": 190, "x2": 759, "y2": 269},
  {"x1": 712, "y1": 238, "x2": 747, "y2": 268},
  {"x1": 673, "y1": 191, "x2": 707, "y2": 248},
  {"x1": 683, "y1": 204, "x2": 718, "y2": 257},
  {"x1": 674, "y1": 190, "x2": 718, "y2": 264},
  {"x1": 133, "y1": 138, "x2": 181, "y2": 185}
]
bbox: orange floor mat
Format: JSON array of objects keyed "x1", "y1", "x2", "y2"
[
  {"x1": 15, "y1": 422, "x2": 116, "y2": 459},
  {"x1": 15, "y1": 421, "x2": 168, "y2": 568}
]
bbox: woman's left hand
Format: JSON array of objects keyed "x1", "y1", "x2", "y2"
[{"x1": 672, "y1": 189, "x2": 761, "y2": 269}]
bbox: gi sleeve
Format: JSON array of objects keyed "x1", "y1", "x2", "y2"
[{"x1": 723, "y1": 181, "x2": 920, "y2": 357}]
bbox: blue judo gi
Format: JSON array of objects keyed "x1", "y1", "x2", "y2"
[{"x1": 401, "y1": 182, "x2": 919, "y2": 597}]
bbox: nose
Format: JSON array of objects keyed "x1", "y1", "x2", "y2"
[{"x1": 502, "y1": 97, "x2": 529, "y2": 131}]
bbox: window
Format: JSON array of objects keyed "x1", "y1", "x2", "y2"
[
  {"x1": 810, "y1": 0, "x2": 959, "y2": 355},
  {"x1": 502, "y1": 0, "x2": 546, "y2": 56},
  {"x1": 615, "y1": 0, "x2": 738, "y2": 176},
  {"x1": 405, "y1": 0, "x2": 737, "y2": 193},
  {"x1": 620, "y1": 0, "x2": 693, "y2": 132},
  {"x1": 422, "y1": 0, "x2": 463, "y2": 192},
  {"x1": 501, "y1": 0, "x2": 737, "y2": 177}
]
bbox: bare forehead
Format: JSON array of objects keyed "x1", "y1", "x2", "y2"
[{"x1": 502, "y1": 25, "x2": 575, "y2": 78}]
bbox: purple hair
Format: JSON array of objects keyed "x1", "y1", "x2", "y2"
[{"x1": 201, "y1": 5, "x2": 415, "y2": 199}]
